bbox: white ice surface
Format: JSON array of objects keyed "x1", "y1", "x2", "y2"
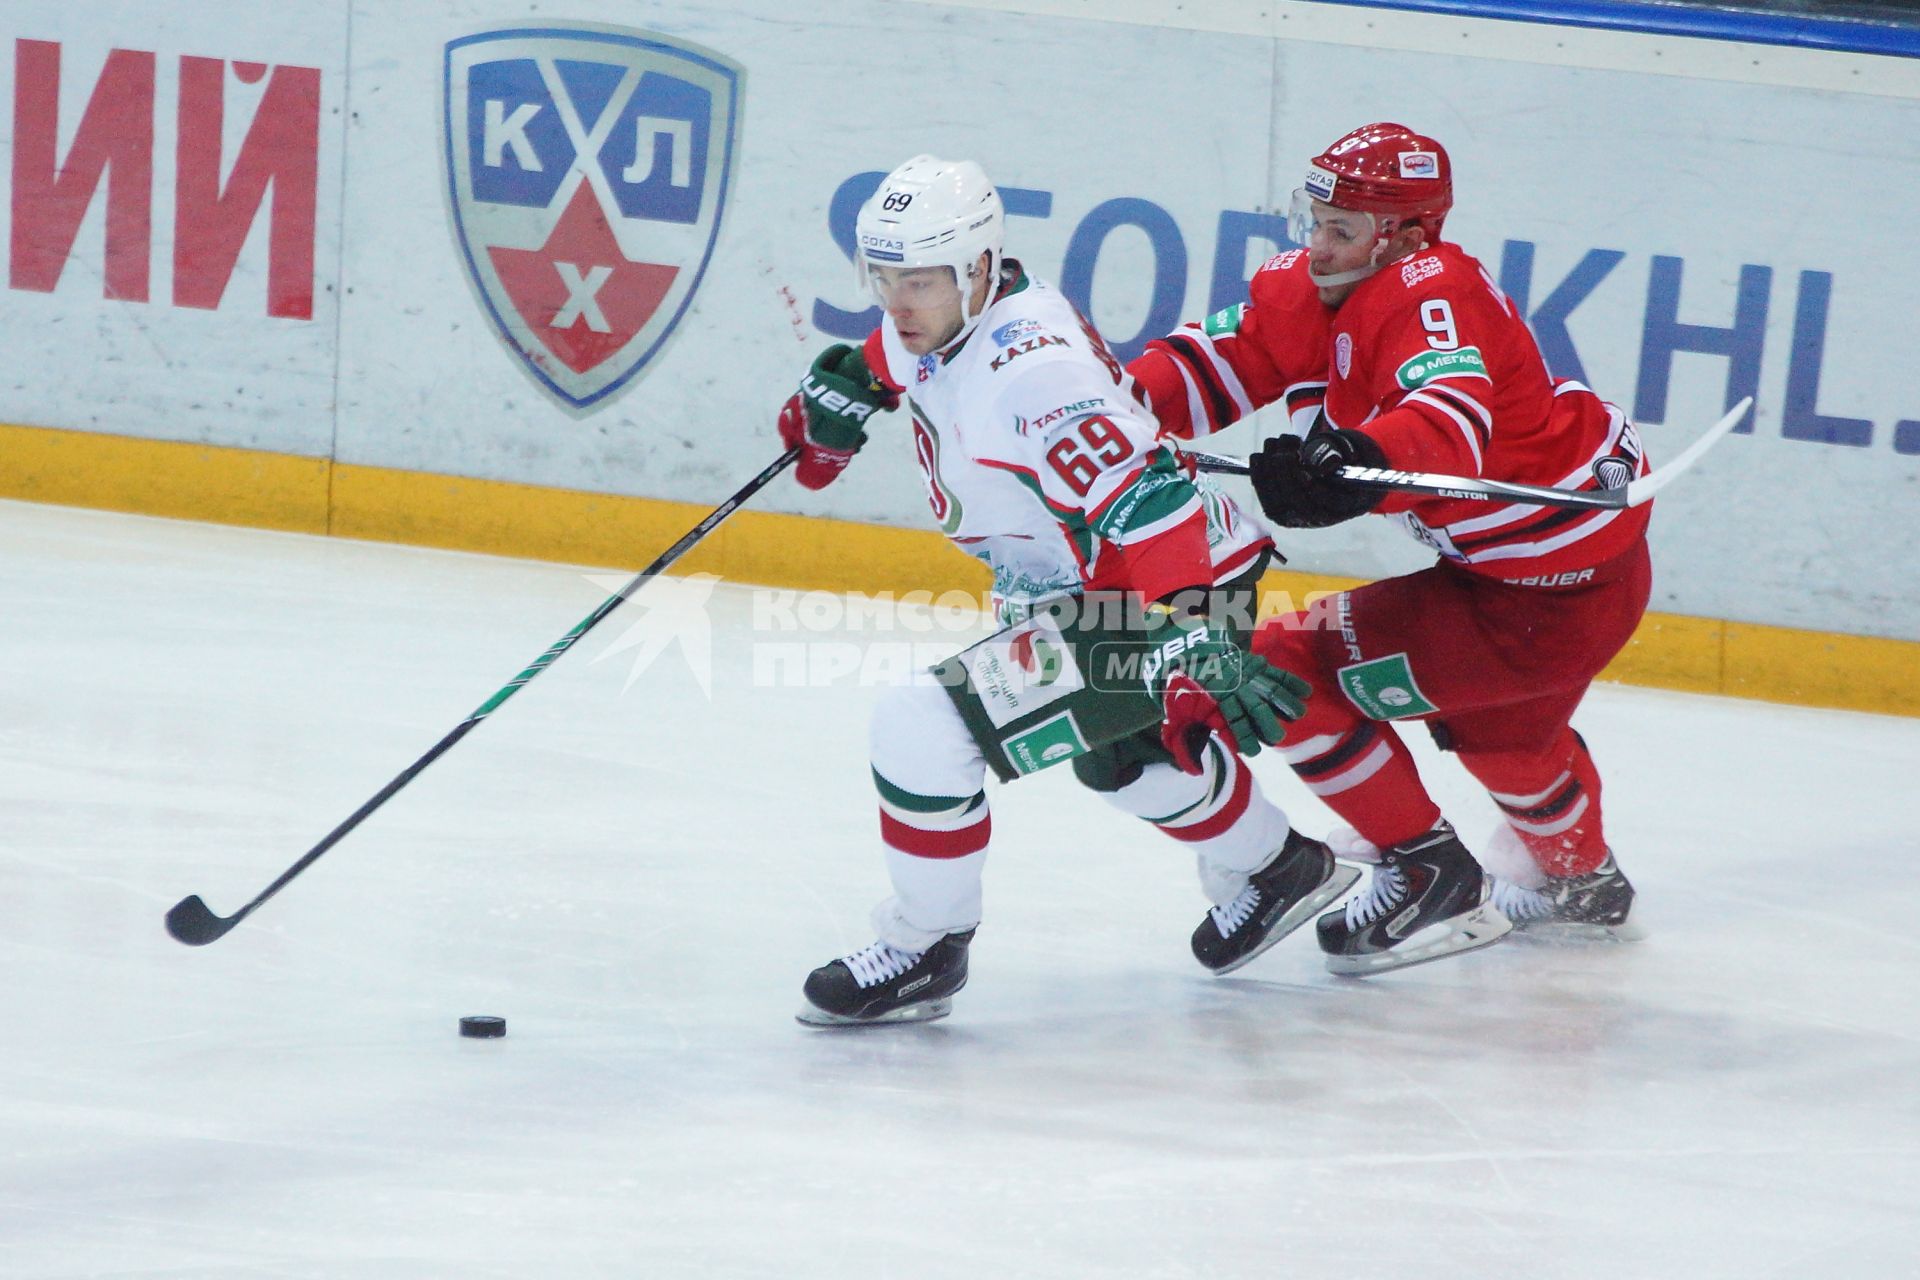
[{"x1": 2, "y1": 498, "x2": 1917, "y2": 1279}]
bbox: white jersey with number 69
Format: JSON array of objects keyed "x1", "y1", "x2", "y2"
[{"x1": 861, "y1": 262, "x2": 1270, "y2": 618}]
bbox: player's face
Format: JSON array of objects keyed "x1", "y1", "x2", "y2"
[
  {"x1": 870, "y1": 265, "x2": 967, "y2": 355},
  {"x1": 1305, "y1": 201, "x2": 1380, "y2": 303}
]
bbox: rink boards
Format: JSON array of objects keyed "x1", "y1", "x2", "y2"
[
  {"x1": 1, "y1": 418, "x2": 1911, "y2": 718},
  {"x1": 1, "y1": 0, "x2": 1916, "y2": 710}
]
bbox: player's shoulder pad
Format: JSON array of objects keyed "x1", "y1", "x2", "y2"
[
  {"x1": 1246, "y1": 247, "x2": 1322, "y2": 315},
  {"x1": 1250, "y1": 247, "x2": 1311, "y2": 291},
  {"x1": 1256, "y1": 247, "x2": 1309, "y2": 278}
]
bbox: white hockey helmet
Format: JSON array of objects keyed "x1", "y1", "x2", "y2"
[{"x1": 855, "y1": 155, "x2": 1005, "y2": 341}]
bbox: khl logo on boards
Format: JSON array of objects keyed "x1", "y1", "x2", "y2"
[{"x1": 443, "y1": 24, "x2": 743, "y2": 413}]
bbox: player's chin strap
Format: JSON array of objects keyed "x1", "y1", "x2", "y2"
[
  {"x1": 1307, "y1": 223, "x2": 1422, "y2": 288},
  {"x1": 1189, "y1": 398, "x2": 1753, "y2": 513},
  {"x1": 1307, "y1": 261, "x2": 1379, "y2": 288},
  {"x1": 943, "y1": 255, "x2": 1010, "y2": 351}
]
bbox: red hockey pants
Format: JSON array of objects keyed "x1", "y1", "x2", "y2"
[{"x1": 1252, "y1": 541, "x2": 1651, "y2": 877}]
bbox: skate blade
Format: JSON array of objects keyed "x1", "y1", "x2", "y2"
[
  {"x1": 1607, "y1": 915, "x2": 1647, "y2": 941},
  {"x1": 794, "y1": 998, "x2": 953, "y2": 1028},
  {"x1": 1512, "y1": 914, "x2": 1646, "y2": 943},
  {"x1": 1325, "y1": 903, "x2": 1514, "y2": 977},
  {"x1": 1209, "y1": 864, "x2": 1364, "y2": 976}
]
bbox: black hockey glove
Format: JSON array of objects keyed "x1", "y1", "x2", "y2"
[{"x1": 1247, "y1": 427, "x2": 1389, "y2": 529}]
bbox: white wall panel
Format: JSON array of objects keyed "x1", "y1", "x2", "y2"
[
  {"x1": 330, "y1": 0, "x2": 1274, "y2": 534},
  {"x1": 0, "y1": 2, "x2": 347, "y2": 453},
  {"x1": 4, "y1": 0, "x2": 1916, "y2": 637}
]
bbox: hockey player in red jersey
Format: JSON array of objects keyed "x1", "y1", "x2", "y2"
[
  {"x1": 1131, "y1": 122, "x2": 1644, "y2": 973},
  {"x1": 778, "y1": 156, "x2": 1357, "y2": 1025}
]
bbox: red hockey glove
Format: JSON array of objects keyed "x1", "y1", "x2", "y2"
[
  {"x1": 778, "y1": 344, "x2": 898, "y2": 490},
  {"x1": 1144, "y1": 613, "x2": 1310, "y2": 774},
  {"x1": 1248, "y1": 426, "x2": 1388, "y2": 528}
]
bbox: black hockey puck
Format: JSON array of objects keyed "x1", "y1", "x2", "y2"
[{"x1": 459, "y1": 1015, "x2": 506, "y2": 1039}]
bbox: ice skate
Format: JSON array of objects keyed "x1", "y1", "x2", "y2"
[
  {"x1": 1192, "y1": 829, "x2": 1361, "y2": 974},
  {"x1": 796, "y1": 930, "x2": 975, "y2": 1026},
  {"x1": 1489, "y1": 851, "x2": 1641, "y2": 939},
  {"x1": 1316, "y1": 822, "x2": 1511, "y2": 975}
]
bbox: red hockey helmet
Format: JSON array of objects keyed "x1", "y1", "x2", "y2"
[{"x1": 1301, "y1": 122, "x2": 1453, "y2": 245}]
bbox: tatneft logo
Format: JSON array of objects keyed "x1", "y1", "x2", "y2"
[
  {"x1": 444, "y1": 24, "x2": 744, "y2": 413},
  {"x1": 1018, "y1": 398, "x2": 1108, "y2": 435}
]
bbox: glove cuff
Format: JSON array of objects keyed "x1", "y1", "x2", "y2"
[{"x1": 795, "y1": 444, "x2": 858, "y2": 490}]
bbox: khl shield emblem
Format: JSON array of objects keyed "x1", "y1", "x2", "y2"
[{"x1": 444, "y1": 24, "x2": 743, "y2": 412}]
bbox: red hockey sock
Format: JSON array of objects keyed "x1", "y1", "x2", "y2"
[
  {"x1": 1465, "y1": 730, "x2": 1608, "y2": 878},
  {"x1": 1279, "y1": 719, "x2": 1441, "y2": 850}
]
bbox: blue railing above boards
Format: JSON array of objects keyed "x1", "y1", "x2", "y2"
[{"x1": 1306, "y1": 0, "x2": 1920, "y2": 57}]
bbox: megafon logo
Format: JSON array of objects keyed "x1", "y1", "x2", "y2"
[{"x1": 443, "y1": 24, "x2": 743, "y2": 413}]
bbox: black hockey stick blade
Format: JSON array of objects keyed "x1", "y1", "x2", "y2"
[{"x1": 165, "y1": 894, "x2": 237, "y2": 946}]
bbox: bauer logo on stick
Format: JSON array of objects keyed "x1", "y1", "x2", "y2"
[{"x1": 443, "y1": 24, "x2": 744, "y2": 413}]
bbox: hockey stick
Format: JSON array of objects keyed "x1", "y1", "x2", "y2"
[
  {"x1": 1189, "y1": 397, "x2": 1752, "y2": 511},
  {"x1": 165, "y1": 448, "x2": 802, "y2": 946}
]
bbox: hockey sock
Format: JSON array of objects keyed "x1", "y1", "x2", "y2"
[
  {"x1": 1279, "y1": 719, "x2": 1440, "y2": 850},
  {"x1": 1094, "y1": 739, "x2": 1291, "y2": 904},
  {"x1": 873, "y1": 769, "x2": 992, "y2": 860},
  {"x1": 866, "y1": 680, "x2": 994, "y2": 949},
  {"x1": 869, "y1": 768, "x2": 991, "y2": 950},
  {"x1": 1466, "y1": 729, "x2": 1608, "y2": 878}
]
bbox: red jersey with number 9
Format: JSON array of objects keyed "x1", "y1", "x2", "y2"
[
  {"x1": 1321, "y1": 242, "x2": 1649, "y2": 579},
  {"x1": 1131, "y1": 244, "x2": 1651, "y2": 581}
]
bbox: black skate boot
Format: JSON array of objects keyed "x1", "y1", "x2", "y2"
[
  {"x1": 1316, "y1": 822, "x2": 1511, "y2": 975},
  {"x1": 1192, "y1": 829, "x2": 1361, "y2": 975},
  {"x1": 796, "y1": 930, "x2": 975, "y2": 1027},
  {"x1": 1489, "y1": 852, "x2": 1640, "y2": 937}
]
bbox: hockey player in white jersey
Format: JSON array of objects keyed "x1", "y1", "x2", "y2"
[{"x1": 778, "y1": 156, "x2": 1358, "y2": 1025}]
